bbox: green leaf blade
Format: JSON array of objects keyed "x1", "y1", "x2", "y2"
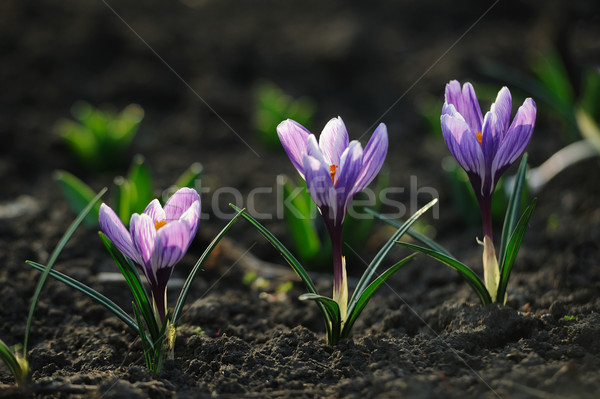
[
  {"x1": 172, "y1": 209, "x2": 244, "y2": 326},
  {"x1": 499, "y1": 154, "x2": 528, "y2": 264},
  {"x1": 342, "y1": 253, "x2": 416, "y2": 339},
  {"x1": 497, "y1": 199, "x2": 537, "y2": 303},
  {"x1": 229, "y1": 204, "x2": 318, "y2": 294},
  {"x1": 365, "y1": 207, "x2": 454, "y2": 258},
  {"x1": 23, "y1": 188, "x2": 107, "y2": 355},
  {"x1": 348, "y1": 198, "x2": 438, "y2": 315},
  {"x1": 99, "y1": 233, "x2": 160, "y2": 340},
  {"x1": 26, "y1": 261, "x2": 138, "y2": 333},
  {"x1": 398, "y1": 242, "x2": 492, "y2": 305},
  {"x1": 230, "y1": 204, "x2": 334, "y2": 342},
  {"x1": 299, "y1": 293, "x2": 341, "y2": 345}
]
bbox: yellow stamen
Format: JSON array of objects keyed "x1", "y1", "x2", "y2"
[
  {"x1": 329, "y1": 164, "x2": 338, "y2": 185},
  {"x1": 155, "y1": 220, "x2": 167, "y2": 230},
  {"x1": 476, "y1": 132, "x2": 483, "y2": 145}
]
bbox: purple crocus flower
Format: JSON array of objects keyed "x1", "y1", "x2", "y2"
[
  {"x1": 277, "y1": 117, "x2": 388, "y2": 319},
  {"x1": 99, "y1": 188, "x2": 201, "y2": 322},
  {"x1": 441, "y1": 80, "x2": 536, "y2": 240},
  {"x1": 441, "y1": 81, "x2": 536, "y2": 301}
]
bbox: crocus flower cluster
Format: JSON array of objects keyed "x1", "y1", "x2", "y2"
[
  {"x1": 99, "y1": 188, "x2": 201, "y2": 321},
  {"x1": 277, "y1": 117, "x2": 388, "y2": 321},
  {"x1": 441, "y1": 80, "x2": 536, "y2": 300}
]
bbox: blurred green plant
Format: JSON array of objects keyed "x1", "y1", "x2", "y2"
[
  {"x1": 480, "y1": 48, "x2": 600, "y2": 144},
  {"x1": 254, "y1": 82, "x2": 316, "y2": 150},
  {"x1": 56, "y1": 101, "x2": 144, "y2": 171},
  {"x1": 54, "y1": 154, "x2": 202, "y2": 225},
  {"x1": 0, "y1": 189, "x2": 106, "y2": 389},
  {"x1": 277, "y1": 170, "x2": 389, "y2": 270}
]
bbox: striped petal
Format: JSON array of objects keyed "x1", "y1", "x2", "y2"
[
  {"x1": 319, "y1": 117, "x2": 349, "y2": 166},
  {"x1": 143, "y1": 199, "x2": 165, "y2": 224},
  {"x1": 354, "y1": 123, "x2": 388, "y2": 192},
  {"x1": 490, "y1": 87, "x2": 512, "y2": 134},
  {"x1": 129, "y1": 213, "x2": 156, "y2": 277},
  {"x1": 164, "y1": 187, "x2": 200, "y2": 221},
  {"x1": 306, "y1": 134, "x2": 328, "y2": 166},
  {"x1": 335, "y1": 141, "x2": 363, "y2": 215},
  {"x1": 151, "y1": 220, "x2": 192, "y2": 271},
  {"x1": 277, "y1": 119, "x2": 311, "y2": 178},
  {"x1": 303, "y1": 154, "x2": 335, "y2": 212},
  {"x1": 492, "y1": 98, "x2": 536, "y2": 176},
  {"x1": 179, "y1": 200, "x2": 201, "y2": 241},
  {"x1": 445, "y1": 80, "x2": 483, "y2": 134},
  {"x1": 441, "y1": 106, "x2": 484, "y2": 176},
  {"x1": 99, "y1": 203, "x2": 142, "y2": 265}
]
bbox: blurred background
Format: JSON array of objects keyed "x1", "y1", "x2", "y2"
[{"x1": 1, "y1": 0, "x2": 599, "y2": 238}]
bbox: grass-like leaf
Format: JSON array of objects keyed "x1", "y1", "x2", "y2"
[
  {"x1": 99, "y1": 233, "x2": 159, "y2": 340},
  {"x1": 499, "y1": 154, "x2": 528, "y2": 264},
  {"x1": 132, "y1": 302, "x2": 154, "y2": 371},
  {"x1": 0, "y1": 339, "x2": 27, "y2": 386},
  {"x1": 397, "y1": 242, "x2": 492, "y2": 305},
  {"x1": 342, "y1": 253, "x2": 416, "y2": 339},
  {"x1": 26, "y1": 261, "x2": 138, "y2": 332},
  {"x1": 230, "y1": 204, "x2": 318, "y2": 294},
  {"x1": 299, "y1": 293, "x2": 341, "y2": 345},
  {"x1": 172, "y1": 209, "x2": 244, "y2": 326},
  {"x1": 348, "y1": 198, "x2": 438, "y2": 315},
  {"x1": 229, "y1": 204, "x2": 333, "y2": 340},
  {"x1": 23, "y1": 188, "x2": 107, "y2": 355},
  {"x1": 365, "y1": 207, "x2": 453, "y2": 258},
  {"x1": 497, "y1": 199, "x2": 537, "y2": 303}
]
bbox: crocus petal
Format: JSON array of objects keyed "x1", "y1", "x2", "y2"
[
  {"x1": 491, "y1": 98, "x2": 536, "y2": 176},
  {"x1": 303, "y1": 154, "x2": 335, "y2": 211},
  {"x1": 277, "y1": 119, "x2": 311, "y2": 178},
  {"x1": 99, "y1": 204, "x2": 142, "y2": 265},
  {"x1": 144, "y1": 199, "x2": 165, "y2": 224},
  {"x1": 490, "y1": 87, "x2": 512, "y2": 134},
  {"x1": 318, "y1": 117, "x2": 349, "y2": 166},
  {"x1": 354, "y1": 123, "x2": 388, "y2": 192},
  {"x1": 151, "y1": 221, "x2": 191, "y2": 271},
  {"x1": 129, "y1": 213, "x2": 156, "y2": 273},
  {"x1": 164, "y1": 187, "x2": 201, "y2": 221},
  {"x1": 445, "y1": 80, "x2": 483, "y2": 133},
  {"x1": 441, "y1": 110, "x2": 484, "y2": 176},
  {"x1": 335, "y1": 141, "x2": 363, "y2": 213},
  {"x1": 481, "y1": 111, "x2": 502, "y2": 168},
  {"x1": 179, "y1": 200, "x2": 201, "y2": 240},
  {"x1": 306, "y1": 134, "x2": 328, "y2": 166}
]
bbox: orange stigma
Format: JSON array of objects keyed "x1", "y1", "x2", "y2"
[
  {"x1": 329, "y1": 164, "x2": 338, "y2": 185},
  {"x1": 155, "y1": 220, "x2": 167, "y2": 230},
  {"x1": 476, "y1": 132, "x2": 483, "y2": 145}
]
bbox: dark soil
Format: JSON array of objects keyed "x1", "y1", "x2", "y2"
[{"x1": 2, "y1": 0, "x2": 600, "y2": 398}]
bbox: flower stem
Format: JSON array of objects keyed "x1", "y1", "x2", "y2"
[
  {"x1": 329, "y1": 224, "x2": 348, "y2": 323},
  {"x1": 152, "y1": 287, "x2": 167, "y2": 324},
  {"x1": 478, "y1": 194, "x2": 494, "y2": 241}
]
